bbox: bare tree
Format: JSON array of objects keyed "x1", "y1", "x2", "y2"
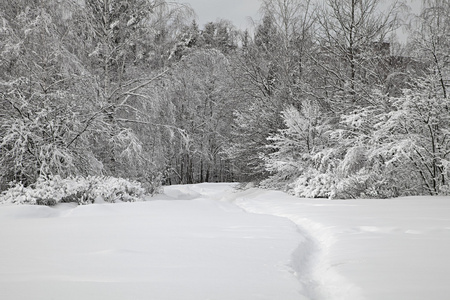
[
  {"x1": 316, "y1": 0, "x2": 403, "y2": 109},
  {"x1": 408, "y1": 0, "x2": 450, "y2": 98}
]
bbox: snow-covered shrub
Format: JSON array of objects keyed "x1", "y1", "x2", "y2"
[
  {"x1": 333, "y1": 168, "x2": 399, "y2": 199},
  {"x1": 290, "y1": 169, "x2": 336, "y2": 198},
  {"x1": 0, "y1": 176, "x2": 146, "y2": 205},
  {"x1": 262, "y1": 104, "x2": 330, "y2": 190},
  {"x1": 89, "y1": 176, "x2": 145, "y2": 203}
]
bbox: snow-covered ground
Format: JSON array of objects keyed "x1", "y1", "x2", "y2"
[
  {"x1": 1, "y1": 183, "x2": 450, "y2": 300},
  {"x1": 232, "y1": 187, "x2": 450, "y2": 300}
]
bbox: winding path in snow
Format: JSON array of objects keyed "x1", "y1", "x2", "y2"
[
  {"x1": 187, "y1": 183, "x2": 363, "y2": 300},
  {"x1": 216, "y1": 185, "x2": 450, "y2": 300},
  {"x1": 230, "y1": 189, "x2": 363, "y2": 300}
]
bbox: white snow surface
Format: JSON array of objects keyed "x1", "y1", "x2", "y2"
[{"x1": 1, "y1": 183, "x2": 450, "y2": 300}]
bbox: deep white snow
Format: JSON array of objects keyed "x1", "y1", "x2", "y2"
[
  {"x1": 231, "y1": 188, "x2": 450, "y2": 300},
  {"x1": 1, "y1": 183, "x2": 450, "y2": 300}
]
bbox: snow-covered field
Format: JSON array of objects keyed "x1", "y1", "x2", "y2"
[{"x1": 1, "y1": 183, "x2": 450, "y2": 300}]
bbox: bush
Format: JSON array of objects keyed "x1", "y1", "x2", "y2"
[
  {"x1": 290, "y1": 169, "x2": 336, "y2": 199},
  {"x1": 0, "y1": 176, "x2": 146, "y2": 205}
]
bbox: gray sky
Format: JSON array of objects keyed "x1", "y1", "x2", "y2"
[
  {"x1": 177, "y1": 0, "x2": 261, "y2": 29},
  {"x1": 178, "y1": 0, "x2": 423, "y2": 31}
]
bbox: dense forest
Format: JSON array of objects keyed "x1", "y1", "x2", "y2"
[{"x1": 1, "y1": 0, "x2": 450, "y2": 200}]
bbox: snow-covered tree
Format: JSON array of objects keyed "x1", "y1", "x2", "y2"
[
  {"x1": 0, "y1": 0, "x2": 193, "y2": 191},
  {"x1": 152, "y1": 49, "x2": 236, "y2": 184},
  {"x1": 271, "y1": 75, "x2": 450, "y2": 199},
  {"x1": 0, "y1": 2, "x2": 104, "y2": 187},
  {"x1": 228, "y1": 0, "x2": 317, "y2": 181},
  {"x1": 372, "y1": 76, "x2": 450, "y2": 195}
]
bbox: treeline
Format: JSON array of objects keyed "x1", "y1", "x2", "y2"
[{"x1": 1, "y1": 0, "x2": 450, "y2": 198}]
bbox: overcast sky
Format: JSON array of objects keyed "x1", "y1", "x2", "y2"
[
  {"x1": 177, "y1": 0, "x2": 261, "y2": 29},
  {"x1": 177, "y1": 0, "x2": 423, "y2": 31}
]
